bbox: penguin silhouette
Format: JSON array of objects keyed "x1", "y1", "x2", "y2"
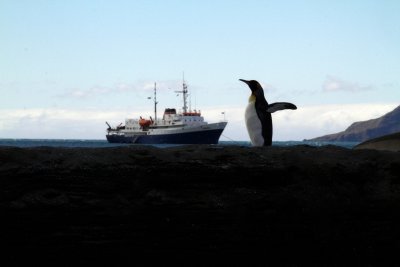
[{"x1": 239, "y1": 79, "x2": 297, "y2": 146}]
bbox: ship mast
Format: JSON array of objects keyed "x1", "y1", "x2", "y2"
[
  {"x1": 182, "y1": 79, "x2": 188, "y2": 113},
  {"x1": 175, "y1": 74, "x2": 188, "y2": 114},
  {"x1": 154, "y1": 82, "x2": 158, "y2": 124}
]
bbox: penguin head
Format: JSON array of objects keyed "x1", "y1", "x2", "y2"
[
  {"x1": 239, "y1": 79, "x2": 263, "y2": 91},
  {"x1": 239, "y1": 79, "x2": 265, "y2": 102}
]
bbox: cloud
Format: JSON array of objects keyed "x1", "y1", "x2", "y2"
[
  {"x1": 0, "y1": 108, "x2": 141, "y2": 139},
  {"x1": 271, "y1": 103, "x2": 398, "y2": 140},
  {"x1": 322, "y1": 75, "x2": 374, "y2": 92},
  {"x1": 0, "y1": 103, "x2": 397, "y2": 141},
  {"x1": 180, "y1": 101, "x2": 389, "y2": 142},
  {"x1": 205, "y1": 103, "x2": 398, "y2": 141}
]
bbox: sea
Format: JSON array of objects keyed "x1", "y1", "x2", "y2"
[{"x1": 0, "y1": 139, "x2": 359, "y2": 149}]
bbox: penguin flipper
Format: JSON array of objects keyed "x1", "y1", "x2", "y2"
[{"x1": 267, "y1": 102, "x2": 297, "y2": 113}]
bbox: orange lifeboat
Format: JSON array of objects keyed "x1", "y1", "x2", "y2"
[{"x1": 139, "y1": 118, "x2": 152, "y2": 127}]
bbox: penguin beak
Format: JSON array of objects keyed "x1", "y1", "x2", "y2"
[{"x1": 239, "y1": 79, "x2": 254, "y2": 91}]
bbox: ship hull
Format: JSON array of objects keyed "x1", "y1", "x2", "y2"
[{"x1": 106, "y1": 128, "x2": 225, "y2": 144}]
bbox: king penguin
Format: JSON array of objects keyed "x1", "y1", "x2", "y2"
[{"x1": 239, "y1": 79, "x2": 297, "y2": 146}]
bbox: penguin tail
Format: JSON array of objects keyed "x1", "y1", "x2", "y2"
[{"x1": 267, "y1": 102, "x2": 297, "y2": 113}]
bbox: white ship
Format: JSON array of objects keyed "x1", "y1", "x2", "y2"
[{"x1": 106, "y1": 80, "x2": 227, "y2": 144}]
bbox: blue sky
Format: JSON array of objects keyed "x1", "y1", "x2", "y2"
[{"x1": 1, "y1": 0, "x2": 399, "y2": 140}]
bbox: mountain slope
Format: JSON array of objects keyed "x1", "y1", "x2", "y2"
[{"x1": 306, "y1": 105, "x2": 400, "y2": 142}]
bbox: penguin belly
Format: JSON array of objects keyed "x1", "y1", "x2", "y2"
[{"x1": 245, "y1": 102, "x2": 264, "y2": 146}]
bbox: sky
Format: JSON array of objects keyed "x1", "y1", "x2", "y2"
[{"x1": 1, "y1": 0, "x2": 399, "y2": 141}]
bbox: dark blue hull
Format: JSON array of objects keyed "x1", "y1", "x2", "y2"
[{"x1": 106, "y1": 129, "x2": 224, "y2": 144}]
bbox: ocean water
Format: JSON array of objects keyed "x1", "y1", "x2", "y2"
[{"x1": 0, "y1": 139, "x2": 359, "y2": 149}]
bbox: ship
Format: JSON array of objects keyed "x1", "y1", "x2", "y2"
[{"x1": 105, "y1": 79, "x2": 227, "y2": 144}]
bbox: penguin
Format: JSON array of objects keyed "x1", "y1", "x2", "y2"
[{"x1": 239, "y1": 79, "x2": 297, "y2": 146}]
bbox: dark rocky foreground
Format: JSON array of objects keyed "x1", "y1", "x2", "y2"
[{"x1": 1, "y1": 145, "x2": 400, "y2": 265}]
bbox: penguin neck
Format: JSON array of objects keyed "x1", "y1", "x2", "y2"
[{"x1": 248, "y1": 94, "x2": 256, "y2": 103}]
